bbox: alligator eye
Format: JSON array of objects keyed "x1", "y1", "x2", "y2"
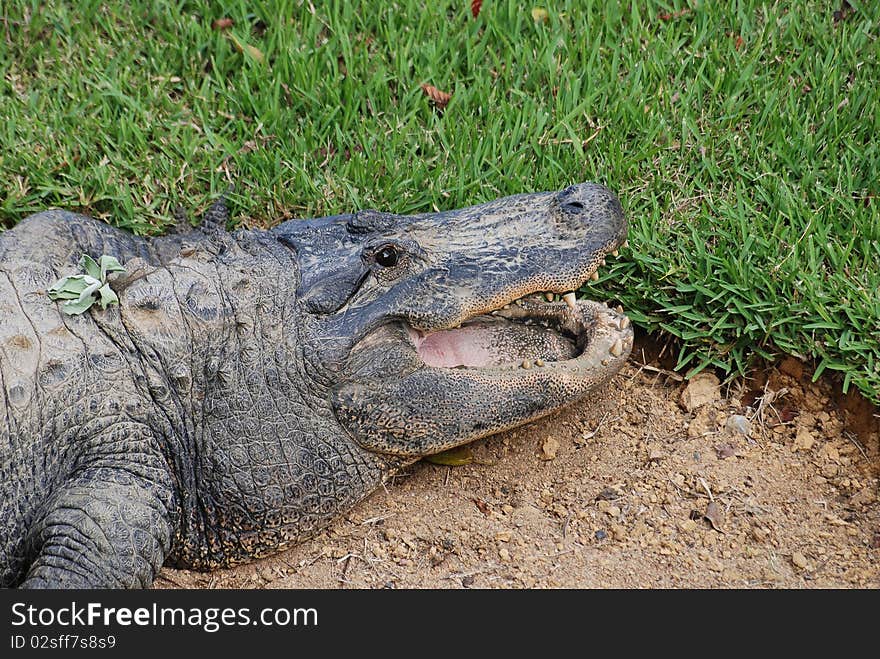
[{"x1": 375, "y1": 245, "x2": 400, "y2": 267}]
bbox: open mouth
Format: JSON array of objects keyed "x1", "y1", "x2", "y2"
[
  {"x1": 407, "y1": 295, "x2": 631, "y2": 372},
  {"x1": 404, "y1": 239, "x2": 633, "y2": 375}
]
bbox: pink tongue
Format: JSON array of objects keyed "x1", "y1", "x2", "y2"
[{"x1": 409, "y1": 326, "x2": 502, "y2": 368}]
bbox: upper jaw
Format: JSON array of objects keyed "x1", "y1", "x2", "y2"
[{"x1": 406, "y1": 236, "x2": 630, "y2": 335}]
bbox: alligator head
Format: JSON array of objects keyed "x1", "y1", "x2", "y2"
[{"x1": 273, "y1": 182, "x2": 633, "y2": 458}]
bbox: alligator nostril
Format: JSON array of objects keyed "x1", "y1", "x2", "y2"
[{"x1": 560, "y1": 200, "x2": 585, "y2": 213}]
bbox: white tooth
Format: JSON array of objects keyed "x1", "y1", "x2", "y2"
[
  {"x1": 545, "y1": 292, "x2": 554, "y2": 302},
  {"x1": 515, "y1": 298, "x2": 523, "y2": 306},
  {"x1": 563, "y1": 292, "x2": 577, "y2": 309},
  {"x1": 535, "y1": 358, "x2": 545, "y2": 367},
  {"x1": 622, "y1": 240, "x2": 629, "y2": 248},
  {"x1": 521, "y1": 359, "x2": 532, "y2": 369},
  {"x1": 600, "y1": 258, "x2": 606, "y2": 266},
  {"x1": 619, "y1": 316, "x2": 630, "y2": 330},
  {"x1": 615, "y1": 305, "x2": 624, "y2": 313},
  {"x1": 610, "y1": 339, "x2": 623, "y2": 357},
  {"x1": 611, "y1": 250, "x2": 619, "y2": 257},
  {"x1": 590, "y1": 271, "x2": 600, "y2": 281},
  {"x1": 503, "y1": 304, "x2": 511, "y2": 309}
]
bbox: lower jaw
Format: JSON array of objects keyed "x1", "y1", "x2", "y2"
[{"x1": 332, "y1": 302, "x2": 633, "y2": 457}]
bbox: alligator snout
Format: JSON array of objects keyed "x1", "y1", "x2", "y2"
[{"x1": 552, "y1": 182, "x2": 627, "y2": 244}]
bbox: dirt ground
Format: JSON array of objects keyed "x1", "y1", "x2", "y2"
[{"x1": 155, "y1": 344, "x2": 880, "y2": 589}]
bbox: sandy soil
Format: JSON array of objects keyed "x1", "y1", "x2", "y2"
[{"x1": 155, "y1": 346, "x2": 880, "y2": 589}]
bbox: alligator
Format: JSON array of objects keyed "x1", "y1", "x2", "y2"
[{"x1": 0, "y1": 182, "x2": 633, "y2": 588}]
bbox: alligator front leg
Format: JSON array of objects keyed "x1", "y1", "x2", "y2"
[{"x1": 21, "y1": 466, "x2": 175, "y2": 588}]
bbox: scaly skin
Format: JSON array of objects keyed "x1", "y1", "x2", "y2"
[{"x1": 0, "y1": 182, "x2": 632, "y2": 588}]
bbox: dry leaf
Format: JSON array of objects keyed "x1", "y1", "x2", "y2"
[
  {"x1": 212, "y1": 17, "x2": 234, "y2": 30},
  {"x1": 420, "y1": 83, "x2": 451, "y2": 110},
  {"x1": 658, "y1": 8, "x2": 691, "y2": 21},
  {"x1": 471, "y1": 497, "x2": 491, "y2": 516},
  {"x1": 228, "y1": 33, "x2": 264, "y2": 63},
  {"x1": 833, "y1": 1, "x2": 853, "y2": 23},
  {"x1": 425, "y1": 446, "x2": 474, "y2": 466},
  {"x1": 531, "y1": 7, "x2": 548, "y2": 23},
  {"x1": 471, "y1": 0, "x2": 483, "y2": 18},
  {"x1": 704, "y1": 501, "x2": 725, "y2": 532}
]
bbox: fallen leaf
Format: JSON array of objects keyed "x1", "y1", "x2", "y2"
[
  {"x1": 658, "y1": 8, "x2": 691, "y2": 21},
  {"x1": 420, "y1": 83, "x2": 451, "y2": 110},
  {"x1": 212, "y1": 17, "x2": 234, "y2": 30},
  {"x1": 778, "y1": 405, "x2": 798, "y2": 423},
  {"x1": 471, "y1": 0, "x2": 482, "y2": 19},
  {"x1": 833, "y1": 1, "x2": 853, "y2": 23},
  {"x1": 531, "y1": 7, "x2": 548, "y2": 23},
  {"x1": 425, "y1": 445, "x2": 474, "y2": 466},
  {"x1": 734, "y1": 35, "x2": 744, "y2": 50},
  {"x1": 471, "y1": 497, "x2": 491, "y2": 516},
  {"x1": 703, "y1": 501, "x2": 725, "y2": 533},
  {"x1": 228, "y1": 33, "x2": 264, "y2": 63}
]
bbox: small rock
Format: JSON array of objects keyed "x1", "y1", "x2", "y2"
[
  {"x1": 850, "y1": 488, "x2": 877, "y2": 508},
  {"x1": 647, "y1": 444, "x2": 665, "y2": 462},
  {"x1": 794, "y1": 427, "x2": 814, "y2": 451},
  {"x1": 594, "y1": 529, "x2": 607, "y2": 540},
  {"x1": 597, "y1": 485, "x2": 624, "y2": 501},
  {"x1": 724, "y1": 414, "x2": 751, "y2": 437},
  {"x1": 721, "y1": 568, "x2": 741, "y2": 583},
  {"x1": 495, "y1": 531, "x2": 512, "y2": 543},
  {"x1": 609, "y1": 523, "x2": 626, "y2": 540},
  {"x1": 597, "y1": 500, "x2": 620, "y2": 516},
  {"x1": 541, "y1": 437, "x2": 560, "y2": 460},
  {"x1": 498, "y1": 547, "x2": 510, "y2": 561},
  {"x1": 679, "y1": 519, "x2": 698, "y2": 533},
  {"x1": 798, "y1": 411, "x2": 816, "y2": 428},
  {"x1": 791, "y1": 552, "x2": 808, "y2": 569},
  {"x1": 688, "y1": 407, "x2": 715, "y2": 438},
  {"x1": 680, "y1": 373, "x2": 721, "y2": 411},
  {"x1": 819, "y1": 444, "x2": 839, "y2": 462}
]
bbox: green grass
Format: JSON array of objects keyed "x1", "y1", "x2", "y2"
[{"x1": 1, "y1": 0, "x2": 878, "y2": 402}]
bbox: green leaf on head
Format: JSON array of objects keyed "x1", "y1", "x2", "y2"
[{"x1": 46, "y1": 254, "x2": 126, "y2": 316}]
